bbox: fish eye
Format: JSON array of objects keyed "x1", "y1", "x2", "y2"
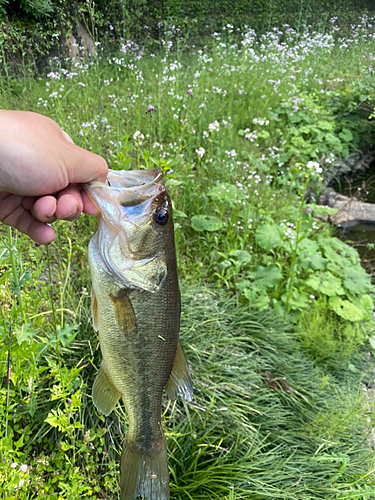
[{"x1": 154, "y1": 209, "x2": 169, "y2": 225}]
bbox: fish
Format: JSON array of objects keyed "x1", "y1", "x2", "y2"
[{"x1": 84, "y1": 168, "x2": 193, "y2": 500}]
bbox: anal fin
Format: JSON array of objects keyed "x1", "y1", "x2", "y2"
[
  {"x1": 92, "y1": 362, "x2": 121, "y2": 416},
  {"x1": 165, "y1": 340, "x2": 193, "y2": 402}
]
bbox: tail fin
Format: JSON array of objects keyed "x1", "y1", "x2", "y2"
[{"x1": 120, "y1": 439, "x2": 170, "y2": 500}]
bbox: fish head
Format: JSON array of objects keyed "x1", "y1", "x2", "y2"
[{"x1": 85, "y1": 169, "x2": 175, "y2": 292}]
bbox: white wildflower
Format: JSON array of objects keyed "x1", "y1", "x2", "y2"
[
  {"x1": 195, "y1": 147, "x2": 205, "y2": 158},
  {"x1": 208, "y1": 121, "x2": 220, "y2": 132}
]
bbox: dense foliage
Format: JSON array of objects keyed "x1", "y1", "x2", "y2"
[
  {"x1": 1, "y1": 0, "x2": 375, "y2": 75},
  {"x1": 1, "y1": 16, "x2": 375, "y2": 500}
]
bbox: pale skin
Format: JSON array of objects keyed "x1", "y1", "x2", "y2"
[{"x1": 0, "y1": 110, "x2": 108, "y2": 244}]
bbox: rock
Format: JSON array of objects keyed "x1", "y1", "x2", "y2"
[
  {"x1": 62, "y1": 22, "x2": 95, "y2": 58},
  {"x1": 64, "y1": 33, "x2": 79, "y2": 58},
  {"x1": 324, "y1": 148, "x2": 375, "y2": 185},
  {"x1": 76, "y1": 22, "x2": 96, "y2": 56},
  {"x1": 318, "y1": 188, "x2": 375, "y2": 226}
]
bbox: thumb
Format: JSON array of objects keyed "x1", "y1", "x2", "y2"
[{"x1": 67, "y1": 144, "x2": 108, "y2": 184}]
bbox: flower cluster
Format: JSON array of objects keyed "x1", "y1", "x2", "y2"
[
  {"x1": 133, "y1": 131, "x2": 145, "y2": 144},
  {"x1": 306, "y1": 161, "x2": 323, "y2": 174},
  {"x1": 195, "y1": 147, "x2": 205, "y2": 158},
  {"x1": 208, "y1": 121, "x2": 220, "y2": 132}
]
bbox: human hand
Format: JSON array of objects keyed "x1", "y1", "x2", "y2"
[{"x1": 0, "y1": 110, "x2": 108, "y2": 244}]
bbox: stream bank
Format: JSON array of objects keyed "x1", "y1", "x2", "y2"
[{"x1": 318, "y1": 148, "x2": 375, "y2": 275}]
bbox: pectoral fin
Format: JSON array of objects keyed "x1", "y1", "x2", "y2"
[
  {"x1": 92, "y1": 362, "x2": 121, "y2": 416},
  {"x1": 91, "y1": 288, "x2": 99, "y2": 332},
  {"x1": 165, "y1": 340, "x2": 193, "y2": 402}
]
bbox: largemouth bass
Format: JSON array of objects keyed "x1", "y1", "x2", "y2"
[{"x1": 84, "y1": 169, "x2": 193, "y2": 500}]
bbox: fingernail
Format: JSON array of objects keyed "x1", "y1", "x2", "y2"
[{"x1": 67, "y1": 207, "x2": 78, "y2": 218}]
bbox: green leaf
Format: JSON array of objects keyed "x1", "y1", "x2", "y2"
[
  {"x1": 338, "y1": 128, "x2": 353, "y2": 142},
  {"x1": 217, "y1": 260, "x2": 232, "y2": 270},
  {"x1": 323, "y1": 245, "x2": 345, "y2": 265},
  {"x1": 300, "y1": 252, "x2": 327, "y2": 271},
  {"x1": 243, "y1": 287, "x2": 270, "y2": 309},
  {"x1": 229, "y1": 250, "x2": 251, "y2": 264},
  {"x1": 305, "y1": 272, "x2": 345, "y2": 296},
  {"x1": 247, "y1": 265, "x2": 282, "y2": 288},
  {"x1": 55, "y1": 324, "x2": 79, "y2": 347},
  {"x1": 18, "y1": 271, "x2": 31, "y2": 287},
  {"x1": 298, "y1": 238, "x2": 319, "y2": 254},
  {"x1": 165, "y1": 178, "x2": 182, "y2": 186},
  {"x1": 348, "y1": 363, "x2": 357, "y2": 373},
  {"x1": 324, "y1": 133, "x2": 341, "y2": 145},
  {"x1": 255, "y1": 224, "x2": 284, "y2": 251},
  {"x1": 286, "y1": 289, "x2": 310, "y2": 310},
  {"x1": 61, "y1": 441, "x2": 72, "y2": 451},
  {"x1": 359, "y1": 294, "x2": 373, "y2": 319},
  {"x1": 15, "y1": 322, "x2": 37, "y2": 345},
  {"x1": 0, "y1": 244, "x2": 9, "y2": 265},
  {"x1": 269, "y1": 111, "x2": 280, "y2": 121},
  {"x1": 342, "y1": 267, "x2": 372, "y2": 295},
  {"x1": 45, "y1": 411, "x2": 59, "y2": 428},
  {"x1": 191, "y1": 215, "x2": 223, "y2": 232},
  {"x1": 318, "y1": 120, "x2": 334, "y2": 131},
  {"x1": 329, "y1": 296, "x2": 364, "y2": 321},
  {"x1": 207, "y1": 184, "x2": 238, "y2": 204},
  {"x1": 258, "y1": 130, "x2": 270, "y2": 139},
  {"x1": 173, "y1": 209, "x2": 187, "y2": 218}
]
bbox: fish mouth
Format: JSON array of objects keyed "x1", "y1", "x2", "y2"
[{"x1": 84, "y1": 169, "x2": 165, "y2": 228}]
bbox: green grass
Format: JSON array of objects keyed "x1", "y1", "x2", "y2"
[{"x1": 2, "y1": 18, "x2": 375, "y2": 500}]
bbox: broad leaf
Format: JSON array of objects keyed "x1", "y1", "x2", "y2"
[
  {"x1": 255, "y1": 224, "x2": 284, "y2": 251},
  {"x1": 298, "y1": 238, "x2": 319, "y2": 254},
  {"x1": 229, "y1": 249, "x2": 251, "y2": 264},
  {"x1": 15, "y1": 322, "x2": 37, "y2": 345},
  {"x1": 306, "y1": 272, "x2": 345, "y2": 296},
  {"x1": 338, "y1": 128, "x2": 353, "y2": 142},
  {"x1": 324, "y1": 133, "x2": 341, "y2": 146},
  {"x1": 359, "y1": 294, "x2": 373, "y2": 319},
  {"x1": 329, "y1": 296, "x2": 364, "y2": 321},
  {"x1": 247, "y1": 265, "x2": 282, "y2": 288},
  {"x1": 300, "y1": 252, "x2": 327, "y2": 271},
  {"x1": 191, "y1": 215, "x2": 223, "y2": 232},
  {"x1": 243, "y1": 287, "x2": 270, "y2": 309},
  {"x1": 342, "y1": 267, "x2": 372, "y2": 295}
]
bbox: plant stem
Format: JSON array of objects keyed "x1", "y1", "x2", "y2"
[
  {"x1": 284, "y1": 175, "x2": 309, "y2": 318},
  {"x1": 7, "y1": 227, "x2": 25, "y2": 322}
]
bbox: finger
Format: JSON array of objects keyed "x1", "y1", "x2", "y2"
[
  {"x1": 68, "y1": 146, "x2": 108, "y2": 184},
  {"x1": 30, "y1": 196, "x2": 57, "y2": 223},
  {"x1": 81, "y1": 190, "x2": 100, "y2": 216},
  {"x1": 0, "y1": 195, "x2": 56, "y2": 244},
  {"x1": 55, "y1": 184, "x2": 83, "y2": 220},
  {"x1": 62, "y1": 130, "x2": 74, "y2": 144}
]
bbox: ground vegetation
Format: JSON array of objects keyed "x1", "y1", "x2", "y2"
[{"x1": 2, "y1": 16, "x2": 375, "y2": 500}]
